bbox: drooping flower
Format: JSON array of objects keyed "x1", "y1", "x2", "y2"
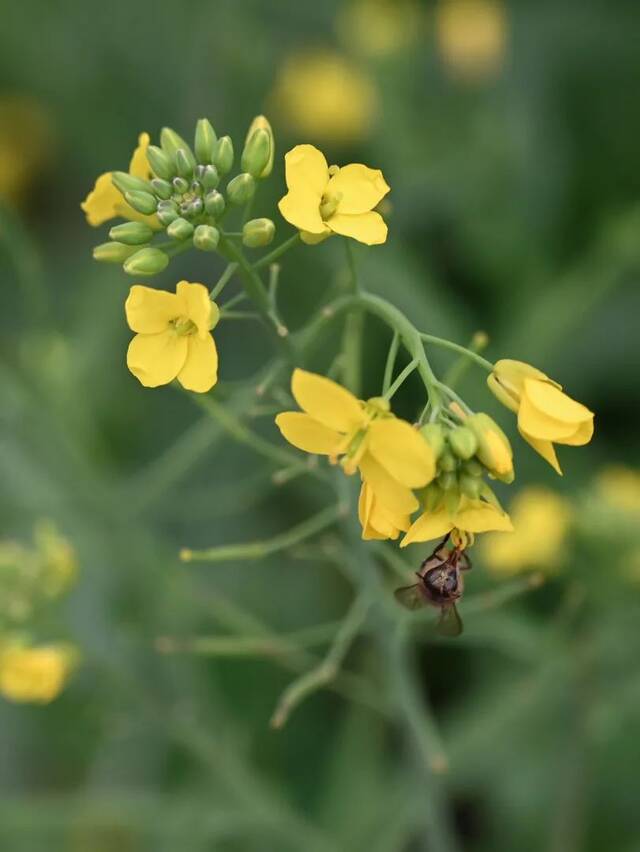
[
  {"x1": 275, "y1": 370, "x2": 435, "y2": 522},
  {"x1": 278, "y1": 145, "x2": 390, "y2": 246},
  {"x1": 488, "y1": 359, "x2": 594, "y2": 475},
  {"x1": 401, "y1": 496, "x2": 513, "y2": 547},
  {"x1": 0, "y1": 643, "x2": 76, "y2": 704},
  {"x1": 359, "y1": 481, "x2": 411, "y2": 540},
  {"x1": 125, "y1": 281, "x2": 220, "y2": 393},
  {"x1": 81, "y1": 132, "x2": 158, "y2": 227}
]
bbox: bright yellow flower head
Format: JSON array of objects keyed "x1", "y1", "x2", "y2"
[
  {"x1": 125, "y1": 281, "x2": 220, "y2": 393},
  {"x1": 278, "y1": 145, "x2": 390, "y2": 246},
  {"x1": 482, "y1": 487, "x2": 572, "y2": 576},
  {"x1": 401, "y1": 496, "x2": 513, "y2": 547},
  {"x1": 275, "y1": 370, "x2": 435, "y2": 523},
  {"x1": 436, "y1": 0, "x2": 507, "y2": 82},
  {"x1": 359, "y1": 481, "x2": 411, "y2": 540},
  {"x1": 488, "y1": 359, "x2": 594, "y2": 475},
  {"x1": 0, "y1": 643, "x2": 76, "y2": 704},
  {"x1": 81, "y1": 132, "x2": 158, "y2": 228}
]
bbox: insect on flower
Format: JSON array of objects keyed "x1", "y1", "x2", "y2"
[{"x1": 394, "y1": 533, "x2": 472, "y2": 636}]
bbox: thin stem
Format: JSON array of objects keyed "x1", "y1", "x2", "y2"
[
  {"x1": 268, "y1": 263, "x2": 281, "y2": 304},
  {"x1": 220, "y1": 291, "x2": 248, "y2": 311},
  {"x1": 443, "y1": 331, "x2": 489, "y2": 389},
  {"x1": 219, "y1": 310, "x2": 261, "y2": 321},
  {"x1": 254, "y1": 233, "x2": 300, "y2": 270},
  {"x1": 382, "y1": 332, "x2": 400, "y2": 395},
  {"x1": 210, "y1": 262, "x2": 239, "y2": 300},
  {"x1": 436, "y1": 381, "x2": 473, "y2": 415},
  {"x1": 421, "y1": 333, "x2": 494, "y2": 372},
  {"x1": 384, "y1": 358, "x2": 418, "y2": 400},
  {"x1": 341, "y1": 239, "x2": 364, "y2": 394},
  {"x1": 181, "y1": 503, "x2": 345, "y2": 563},
  {"x1": 345, "y1": 240, "x2": 361, "y2": 294}
]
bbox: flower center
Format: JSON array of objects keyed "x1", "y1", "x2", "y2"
[
  {"x1": 319, "y1": 190, "x2": 342, "y2": 221},
  {"x1": 171, "y1": 317, "x2": 197, "y2": 336}
]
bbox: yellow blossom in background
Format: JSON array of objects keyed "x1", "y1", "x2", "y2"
[
  {"x1": 270, "y1": 50, "x2": 378, "y2": 144},
  {"x1": 595, "y1": 466, "x2": 640, "y2": 516},
  {"x1": 436, "y1": 0, "x2": 507, "y2": 82},
  {"x1": 0, "y1": 95, "x2": 52, "y2": 207},
  {"x1": 275, "y1": 370, "x2": 435, "y2": 533},
  {"x1": 81, "y1": 133, "x2": 158, "y2": 228},
  {"x1": 401, "y1": 496, "x2": 513, "y2": 547},
  {"x1": 279, "y1": 145, "x2": 390, "y2": 246},
  {"x1": 0, "y1": 643, "x2": 77, "y2": 704},
  {"x1": 482, "y1": 487, "x2": 572, "y2": 576},
  {"x1": 488, "y1": 359, "x2": 594, "y2": 475},
  {"x1": 337, "y1": 0, "x2": 424, "y2": 58},
  {"x1": 359, "y1": 481, "x2": 411, "y2": 540},
  {"x1": 125, "y1": 282, "x2": 220, "y2": 393}
]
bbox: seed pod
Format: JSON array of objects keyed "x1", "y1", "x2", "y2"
[
  {"x1": 108, "y1": 222, "x2": 154, "y2": 245},
  {"x1": 123, "y1": 247, "x2": 169, "y2": 277},
  {"x1": 243, "y1": 115, "x2": 274, "y2": 178},
  {"x1": 172, "y1": 176, "x2": 189, "y2": 194},
  {"x1": 241, "y1": 128, "x2": 271, "y2": 179},
  {"x1": 151, "y1": 178, "x2": 173, "y2": 200},
  {"x1": 448, "y1": 426, "x2": 478, "y2": 461},
  {"x1": 175, "y1": 148, "x2": 194, "y2": 180},
  {"x1": 242, "y1": 218, "x2": 275, "y2": 248},
  {"x1": 193, "y1": 224, "x2": 220, "y2": 251},
  {"x1": 124, "y1": 191, "x2": 157, "y2": 215},
  {"x1": 146, "y1": 145, "x2": 175, "y2": 180},
  {"x1": 204, "y1": 190, "x2": 225, "y2": 219},
  {"x1": 227, "y1": 173, "x2": 256, "y2": 206},
  {"x1": 214, "y1": 136, "x2": 234, "y2": 176},
  {"x1": 167, "y1": 217, "x2": 194, "y2": 241},
  {"x1": 111, "y1": 171, "x2": 152, "y2": 196},
  {"x1": 93, "y1": 242, "x2": 138, "y2": 263},
  {"x1": 420, "y1": 423, "x2": 445, "y2": 459},
  {"x1": 201, "y1": 165, "x2": 220, "y2": 192},
  {"x1": 160, "y1": 127, "x2": 196, "y2": 170},
  {"x1": 194, "y1": 118, "x2": 217, "y2": 164}
]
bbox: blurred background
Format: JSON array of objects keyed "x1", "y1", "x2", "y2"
[{"x1": 1, "y1": 0, "x2": 639, "y2": 849}]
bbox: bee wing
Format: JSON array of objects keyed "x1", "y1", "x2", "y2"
[
  {"x1": 394, "y1": 584, "x2": 428, "y2": 611},
  {"x1": 436, "y1": 604, "x2": 464, "y2": 637}
]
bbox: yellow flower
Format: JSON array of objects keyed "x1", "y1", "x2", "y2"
[
  {"x1": 125, "y1": 281, "x2": 220, "y2": 393},
  {"x1": 436, "y1": 0, "x2": 507, "y2": 81},
  {"x1": 595, "y1": 466, "x2": 640, "y2": 516},
  {"x1": 488, "y1": 359, "x2": 594, "y2": 475},
  {"x1": 0, "y1": 643, "x2": 76, "y2": 704},
  {"x1": 81, "y1": 132, "x2": 158, "y2": 228},
  {"x1": 270, "y1": 50, "x2": 378, "y2": 144},
  {"x1": 482, "y1": 487, "x2": 572, "y2": 576},
  {"x1": 275, "y1": 370, "x2": 435, "y2": 521},
  {"x1": 401, "y1": 496, "x2": 513, "y2": 547},
  {"x1": 359, "y1": 481, "x2": 411, "y2": 540},
  {"x1": 278, "y1": 145, "x2": 390, "y2": 246},
  {"x1": 0, "y1": 95, "x2": 52, "y2": 207},
  {"x1": 337, "y1": 0, "x2": 424, "y2": 58}
]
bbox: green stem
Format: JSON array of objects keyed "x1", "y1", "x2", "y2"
[
  {"x1": 219, "y1": 310, "x2": 261, "y2": 321},
  {"x1": 421, "y1": 333, "x2": 494, "y2": 372},
  {"x1": 210, "y1": 262, "x2": 238, "y2": 300},
  {"x1": 254, "y1": 233, "x2": 301, "y2": 270},
  {"x1": 384, "y1": 359, "x2": 418, "y2": 400},
  {"x1": 382, "y1": 332, "x2": 400, "y2": 395},
  {"x1": 341, "y1": 239, "x2": 364, "y2": 394}
]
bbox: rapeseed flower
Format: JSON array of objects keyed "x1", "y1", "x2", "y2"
[
  {"x1": 0, "y1": 643, "x2": 76, "y2": 704},
  {"x1": 359, "y1": 481, "x2": 411, "y2": 540},
  {"x1": 401, "y1": 496, "x2": 513, "y2": 546}
]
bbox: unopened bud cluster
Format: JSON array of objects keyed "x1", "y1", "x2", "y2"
[{"x1": 93, "y1": 116, "x2": 277, "y2": 276}]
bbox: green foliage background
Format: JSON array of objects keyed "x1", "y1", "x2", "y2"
[{"x1": 0, "y1": 1, "x2": 639, "y2": 850}]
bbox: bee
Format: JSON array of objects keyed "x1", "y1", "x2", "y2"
[{"x1": 394, "y1": 534, "x2": 472, "y2": 637}]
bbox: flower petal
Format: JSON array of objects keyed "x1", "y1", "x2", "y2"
[
  {"x1": 177, "y1": 333, "x2": 218, "y2": 393},
  {"x1": 176, "y1": 281, "x2": 213, "y2": 337},
  {"x1": 328, "y1": 211, "x2": 387, "y2": 245},
  {"x1": 368, "y1": 419, "x2": 435, "y2": 488},
  {"x1": 520, "y1": 430, "x2": 563, "y2": 475},
  {"x1": 81, "y1": 172, "x2": 120, "y2": 226},
  {"x1": 291, "y1": 369, "x2": 364, "y2": 433},
  {"x1": 523, "y1": 379, "x2": 593, "y2": 424},
  {"x1": 125, "y1": 286, "x2": 179, "y2": 333},
  {"x1": 275, "y1": 412, "x2": 342, "y2": 454},
  {"x1": 561, "y1": 417, "x2": 594, "y2": 446},
  {"x1": 400, "y1": 508, "x2": 452, "y2": 547},
  {"x1": 284, "y1": 144, "x2": 329, "y2": 195},
  {"x1": 300, "y1": 228, "x2": 332, "y2": 245},
  {"x1": 328, "y1": 164, "x2": 390, "y2": 214},
  {"x1": 127, "y1": 331, "x2": 188, "y2": 388},
  {"x1": 278, "y1": 190, "x2": 327, "y2": 234},
  {"x1": 518, "y1": 393, "x2": 580, "y2": 441},
  {"x1": 454, "y1": 501, "x2": 514, "y2": 533},
  {"x1": 128, "y1": 132, "x2": 152, "y2": 178},
  {"x1": 359, "y1": 452, "x2": 419, "y2": 516}
]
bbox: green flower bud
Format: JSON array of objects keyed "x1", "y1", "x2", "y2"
[
  {"x1": 124, "y1": 191, "x2": 157, "y2": 215},
  {"x1": 421, "y1": 482, "x2": 442, "y2": 512},
  {"x1": 214, "y1": 136, "x2": 234, "y2": 175},
  {"x1": 448, "y1": 426, "x2": 478, "y2": 461},
  {"x1": 243, "y1": 116, "x2": 274, "y2": 178},
  {"x1": 172, "y1": 176, "x2": 189, "y2": 194},
  {"x1": 193, "y1": 224, "x2": 220, "y2": 251},
  {"x1": 194, "y1": 118, "x2": 217, "y2": 164},
  {"x1": 420, "y1": 423, "x2": 445, "y2": 459},
  {"x1": 187, "y1": 197, "x2": 204, "y2": 217},
  {"x1": 151, "y1": 178, "x2": 173, "y2": 200},
  {"x1": 175, "y1": 148, "x2": 194, "y2": 180},
  {"x1": 466, "y1": 413, "x2": 514, "y2": 481},
  {"x1": 146, "y1": 145, "x2": 175, "y2": 180},
  {"x1": 205, "y1": 190, "x2": 225, "y2": 219},
  {"x1": 459, "y1": 473, "x2": 482, "y2": 500},
  {"x1": 157, "y1": 204, "x2": 179, "y2": 226},
  {"x1": 92, "y1": 242, "x2": 138, "y2": 263},
  {"x1": 123, "y1": 247, "x2": 169, "y2": 277},
  {"x1": 462, "y1": 459, "x2": 483, "y2": 477},
  {"x1": 444, "y1": 488, "x2": 461, "y2": 516},
  {"x1": 479, "y1": 482, "x2": 503, "y2": 511},
  {"x1": 201, "y1": 165, "x2": 220, "y2": 191},
  {"x1": 108, "y1": 222, "x2": 154, "y2": 245},
  {"x1": 437, "y1": 471, "x2": 457, "y2": 491},
  {"x1": 111, "y1": 171, "x2": 152, "y2": 196},
  {"x1": 160, "y1": 127, "x2": 196, "y2": 170},
  {"x1": 439, "y1": 451, "x2": 457, "y2": 473},
  {"x1": 227, "y1": 173, "x2": 256, "y2": 206},
  {"x1": 242, "y1": 218, "x2": 275, "y2": 248},
  {"x1": 190, "y1": 180, "x2": 203, "y2": 196},
  {"x1": 241, "y1": 128, "x2": 271, "y2": 179},
  {"x1": 167, "y1": 217, "x2": 194, "y2": 241}
]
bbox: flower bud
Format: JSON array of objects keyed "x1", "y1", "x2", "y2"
[
  {"x1": 111, "y1": 171, "x2": 152, "y2": 196},
  {"x1": 193, "y1": 224, "x2": 220, "y2": 252},
  {"x1": 175, "y1": 148, "x2": 194, "y2": 180},
  {"x1": 151, "y1": 178, "x2": 173, "y2": 200},
  {"x1": 146, "y1": 145, "x2": 175, "y2": 180},
  {"x1": 204, "y1": 190, "x2": 225, "y2": 219},
  {"x1": 421, "y1": 482, "x2": 442, "y2": 512},
  {"x1": 487, "y1": 359, "x2": 550, "y2": 413},
  {"x1": 124, "y1": 191, "x2": 157, "y2": 215},
  {"x1": 242, "y1": 218, "x2": 275, "y2": 248},
  {"x1": 194, "y1": 118, "x2": 217, "y2": 164},
  {"x1": 108, "y1": 222, "x2": 154, "y2": 245},
  {"x1": 160, "y1": 127, "x2": 196, "y2": 170},
  {"x1": 201, "y1": 165, "x2": 220, "y2": 191},
  {"x1": 437, "y1": 470, "x2": 457, "y2": 491},
  {"x1": 420, "y1": 423, "x2": 445, "y2": 459},
  {"x1": 93, "y1": 242, "x2": 138, "y2": 263},
  {"x1": 227, "y1": 173, "x2": 256, "y2": 206},
  {"x1": 243, "y1": 116, "x2": 274, "y2": 178},
  {"x1": 157, "y1": 206, "x2": 178, "y2": 226},
  {"x1": 459, "y1": 473, "x2": 482, "y2": 500},
  {"x1": 462, "y1": 459, "x2": 483, "y2": 477},
  {"x1": 241, "y1": 127, "x2": 271, "y2": 179},
  {"x1": 466, "y1": 413, "x2": 514, "y2": 479},
  {"x1": 444, "y1": 488, "x2": 461, "y2": 516},
  {"x1": 439, "y1": 451, "x2": 457, "y2": 473},
  {"x1": 448, "y1": 426, "x2": 478, "y2": 461},
  {"x1": 172, "y1": 176, "x2": 189, "y2": 194},
  {"x1": 188, "y1": 197, "x2": 204, "y2": 217},
  {"x1": 214, "y1": 136, "x2": 234, "y2": 175},
  {"x1": 123, "y1": 247, "x2": 169, "y2": 277},
  {"x1": 167, "y1": 217, "x2": 194, "y2": 241}
]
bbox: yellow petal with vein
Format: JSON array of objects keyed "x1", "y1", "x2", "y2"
[
  {"x1": 291, "y1": 369, "x2": 364, "y2": 433},
  {"x1": 178, "y1": 333, "x2": 218, "y2": 393},
  {"x1": 127, "y1": 331, "x2": 188, "y2": 388}
]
